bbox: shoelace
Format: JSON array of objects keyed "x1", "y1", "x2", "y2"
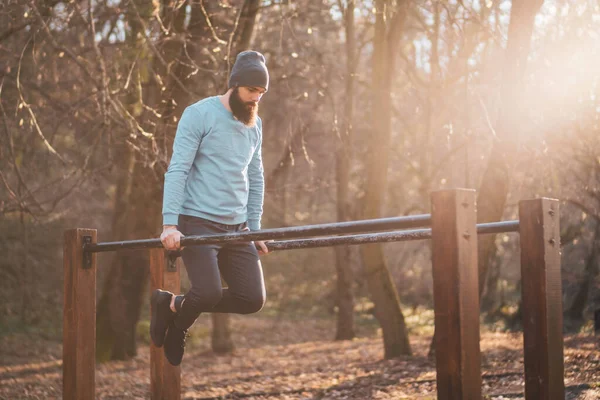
[{"x1": 180, "y1": 330, "x2": 189, "y2": 349}]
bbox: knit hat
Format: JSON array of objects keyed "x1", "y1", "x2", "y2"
[{"x1": 228, "y1": 50, "x2": 269, "y2": 91}]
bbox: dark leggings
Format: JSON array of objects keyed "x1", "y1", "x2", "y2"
[{"x1": 173, "y1": 215, "x2": 266, "y2": 330}]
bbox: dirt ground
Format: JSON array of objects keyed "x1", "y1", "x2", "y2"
[{"x1": 1, "y1": 315, "x2": 599, "y2": 399}]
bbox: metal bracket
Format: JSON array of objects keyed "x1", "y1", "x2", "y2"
[
  {"x1": 167, "y1": 251, "x2": 181, "y2": 272},
  {"x1": 82, "y1": 235, "x2": 93, "y2": 269}
]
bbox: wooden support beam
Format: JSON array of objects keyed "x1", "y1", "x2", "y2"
[
  {"x1": 431, "y1": 189, "x2": 482, "y2": 400},
  {"x1": 63, "y1": 229, "x2": 97, "y2": 400},
  {"x1": 150, "y1": 249, "x2": 181, "y2": 400},
  {"x1": 519, "y1": 198, "x2": 564, "y2": 399}
]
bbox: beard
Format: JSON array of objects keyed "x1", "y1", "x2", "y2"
[{"x1": 229, "y1": 87, "x2": 259, "y2": 127}]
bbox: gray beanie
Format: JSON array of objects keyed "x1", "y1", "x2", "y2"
[{"x1": 228, "y1": 50, "x2": 269, "y2": 91}]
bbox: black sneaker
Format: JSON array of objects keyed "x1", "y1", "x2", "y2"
[
  {"x1": 150, "y1": 289, "x2": 175, "y2": 348},
  {"x1": 164, "y1": 322, "x2": 188, "y2": 366}
]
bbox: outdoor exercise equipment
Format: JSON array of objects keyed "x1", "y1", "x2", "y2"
[{"x1": 62, "y1": 189, "x2": 564, "y2": 400}]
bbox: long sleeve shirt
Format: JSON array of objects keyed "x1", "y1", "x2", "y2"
[{"x1": 162, "y1": 96, "x2": 265, "y2": 231}]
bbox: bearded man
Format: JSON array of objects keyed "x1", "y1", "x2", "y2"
[{"x1": 151, "y1": 50, "x2": 270, "y2": 366}]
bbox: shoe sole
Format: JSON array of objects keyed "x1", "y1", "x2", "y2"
[
  {"x1": 165, "y1": 349, "x2": 183, "y2": 367},
  {"x1": 150, "y1": 289, "x2": 166, "y2": 348},
  {"x1": 164, "y1": 323, "x2": 185, "y2": 366}
]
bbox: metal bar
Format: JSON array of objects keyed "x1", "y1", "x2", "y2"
[
  {"x1": 84, "y1": 214, "x2": 431, "y2": 253},
  {"x1": 265, "y1": 220, "x2": 520, "y2": 251},
  {"x1": 84, "y1": 217, "x2": 519, "y2": 254},
  {"x1": 477, "y1": 220, "x2": 519, "y2": 234},
  {"x1": 267, "y1": 228, "x2": 432, "y2": 250}
]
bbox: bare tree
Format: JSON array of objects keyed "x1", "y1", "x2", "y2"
[
  {"x1": 360, "y1": 0, "x2": 412, "y2": 358},
  {"x1": 208, "y1": 0, "x2": 261, "y2": 355},
  {"x1": 476, "y1": 0, "x2": 544, "y2": 299},
  {"x1": 332, "y1": 0, "x2": 357, "y2": 341}
]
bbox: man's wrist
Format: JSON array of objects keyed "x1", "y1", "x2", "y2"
[
  {"x1": 163, "y1": 225, "x2": 177, "y2": 230},
  {"x1": 163, "y1": 213, "x2": 179, "y2": 226},
  {"x1": 248, "y1": 219, "x2": 261, "y2": 231}
]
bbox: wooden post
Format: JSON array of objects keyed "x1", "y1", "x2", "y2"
[
  {"x1": 150, "y1": 249, "x2": 181, "y2": 400},
  {"x1": 519, "y1": 198, "x2": 564, "y2": 399},
  {"x1": 431, "y1": 189, "x2": 481, "y2": 400},
  {"x1": 63, "y1": 229, "x2": 97, "y2": 400}
]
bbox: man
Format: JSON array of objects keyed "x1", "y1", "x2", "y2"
[{"x1": 151, "y1": 50, "x2": 270, "y2": 366}]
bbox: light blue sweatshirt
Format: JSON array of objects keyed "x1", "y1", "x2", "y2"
[{"x1": 162, "y1": 96, "x2": 264, "y2": 230}]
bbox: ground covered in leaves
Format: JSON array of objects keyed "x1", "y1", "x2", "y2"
[{"x1": 1, "y1": 314, "x2": 599, "y2": 399}]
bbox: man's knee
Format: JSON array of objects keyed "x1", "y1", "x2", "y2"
[{"x1": 240, "y1": 293, "x2": 266, "y2": 314}]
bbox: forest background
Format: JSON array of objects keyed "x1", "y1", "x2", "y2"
[{"x1": 1, "y1": 0, "x2": 599, "y2": 364}]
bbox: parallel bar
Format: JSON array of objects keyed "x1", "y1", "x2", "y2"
[
  {"x1": 266, "y1": 221, "x2": 520, "y2": 251},
  {"x1": 431, "y1": 189, "x2": 482, "y2": 400},
  {"x1": 519, "y1": 198, "x2": 564, "y2": 399},
  {"x1": 84, "y1": 215, "x2": 431, "y2": 253},
  {"x1": 477, "y1": 220, "x2": 519, "y2": 234},
  {"x1": 85, "y1": 218, "x2": 518, "y2": 254},
  {"x1": 63, "y1": 229, "x2": 96, "y2": 400},
  {"x1": 150, "y1": 249, "x2": 181, "y2": 400},
  {"x1": 268, "y1": 229, "x2": 431, "y2": 250}
]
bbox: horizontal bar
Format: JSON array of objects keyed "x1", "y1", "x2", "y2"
[
  {"x1": 267, "y1": 228, "x2": 431, "y2": 250},
  {"x1": 84, "y1": 218, "x2": 519, "y2": 254},
  {"x1": 477, "y1": 220, "x2": 519, "y2": 234},
  {"x1": 84, "y1": 214, "x2": 432, "y2": 253},
  {"x1": 265, "y1": 220, "x2": 520, "y2": 251}
]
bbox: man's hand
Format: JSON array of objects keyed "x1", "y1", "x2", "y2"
[
  {"x1": 242, "y1": 226, "x2": 270, "y2": 255},
  {"x1": 160, "y1": 225, "x2": 184, "y2": 250},
  {"x1": 255, "y1": 240, "x2": 270, "y2": 255}
]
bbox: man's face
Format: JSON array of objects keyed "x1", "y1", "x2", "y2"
[{"x1": 229, "y1": 86, "x2": 266, "y2": 127}]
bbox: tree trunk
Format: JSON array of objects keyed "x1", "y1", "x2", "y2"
[
  {"x1": 425, "y1": 3, "x2": 443, "y2": 358},
  {"x1": 96, "y1": 145, "x2": 135, "y2": 362},
  {"x1": 97, "y1": 144, "x2": 164, "y2": 361},
  {"x1": 476, "y1": 0, "x2": 544, "y2": 298},
  {"x1": 360, "y1": 0, "x2": 411, "y2": 358},
  {"x1": 211, "y1": 313, "x2": 235, "y2": 353},
  {"x1": 233, "y1": 0, "x2": 260, "y2": 53},
  {"x1": 210, "y1": 0, "x2": 261, "y2": 353},
  {"x1": 265, "y1": 124, "x2": 308, "y2": 227},
  {"x1": 97, "y1": 250, "x2": 151, "y2": 360},
  {"x1": 566, "y1": 223, "x2": 600, "y2": 327},
  {"x1": 334, "y1": 247, "x2": 355, "y2": 340},
  {"x1": 19, "y1": 209, "x2": 31, "y2": 324},
  {"x1": 481, "y1": 252, "x2": 501, "y2": 313},
  {"x1": 333, "y1": 0, "x2": 357, "y2": 342},
  {"x1": 96, "y1": 0, "x2": 160, "y2": 361}
]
